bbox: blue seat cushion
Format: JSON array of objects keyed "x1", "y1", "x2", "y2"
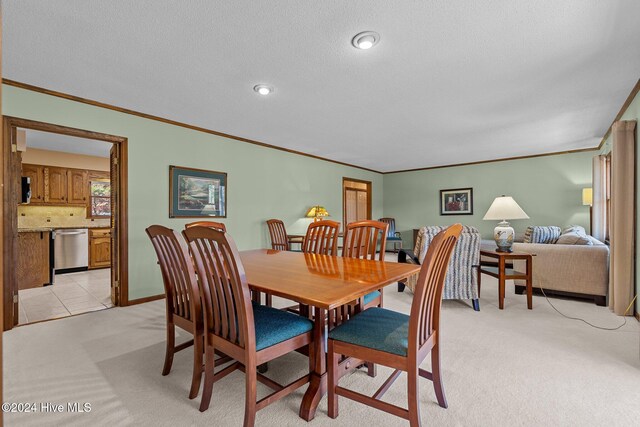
[
  {"x1": 328, "y1": 307, "x2": 409, "y2": 356},
  {"x1": 363, "y1": 290, "x2": 381, "y2": 305},
  {"x1": 252, "y1": 303, "x2": 313, "y2": 351},
  {"x1": 387, "y1": 236, "x2": 402, "y2": 241}
]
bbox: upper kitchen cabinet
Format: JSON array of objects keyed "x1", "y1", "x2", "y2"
[
  {"x1": 22, "y1": 164, "x2": 44, "y2": 202},
  {"x1": 22, "y1": 164, "x2": 108, "y2": 208},
  {"x1": 45, "y1": 166, "x2": 68, "y2": 204},
  {"x1": 68, "y1": 169, "x2": 88, "y2": 204}
]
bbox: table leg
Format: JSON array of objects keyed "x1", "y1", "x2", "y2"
[
  {"x1": 299, "y1": 306, "x2": 326, "y2": 421},
  {"x1": 526, "y1": 256, "x2": 533, "y2": 310},
  {"x1": 498, "y1": 258, "x2": 505, "y2": 310}
]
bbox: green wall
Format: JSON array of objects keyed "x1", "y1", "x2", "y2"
[
  {"x1": 3, "y1": 85, "x2": 383, "y2": 300},
  {"x1": 602, "y1": 87, "x2": 640, "y2": 315},
  {"x1": 383, "y1": 151, "x2": 594, "y2": 244}
]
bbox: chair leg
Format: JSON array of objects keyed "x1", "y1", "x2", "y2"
[
  {"x1": 162, "y1": 321, "x2": 175, "y2": 376},
  {"x1": 366, "y1": 362, "x2": 377, "y2": 377},
  {"x1": 327, "y1": 340, "x2": 339, "y2": 419},
  {"x1": 189, "y1": 333, "x2": 204, "y2": 399},
  {"x1": 265, "y1": 293, "x2": 273, "y2": 307},
  {"x1": 472, "y1": 299, "x2": 480, "y2": 312},
  {"x1": 243, "y1": 362, "x2": 258, "y2": 427},
  {"x1": 199, "y1": 345, "x2": 216, "y2": 412},
  {"x1": 431, "y1": 341, "x2": 448, "y2": 409},
  {"x1": 407, "y1": 367, "x2": 422, "y2": 427}
]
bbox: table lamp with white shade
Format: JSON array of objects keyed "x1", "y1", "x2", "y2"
[{"x1": 483, "y1": 196, "x2": 529, "y2": 252}]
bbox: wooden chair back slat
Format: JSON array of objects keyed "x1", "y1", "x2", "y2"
[
  {"x1": 146, "y1": 225, "x2": 201, "y2": 322},
  {"x1": 185, "y1": 221, "x2": 227, "y2": 232},
  {"x1": 266, "y1": 219, "x2": 290, "y2": 251},
  {"x1": 302, "y1": 220, "x2": 340, "y2": 256},
  {"x1": 183, "y1": 227, "x2": 256, "y2": 351},
  {"x1": 342, "y1": 220, "x2": 388, "y2": 261},
  {"x1": 409, "y1": 224, "x2": 462, "y2": 350}
]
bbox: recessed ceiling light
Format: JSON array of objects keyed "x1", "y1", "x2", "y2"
[
  {"x1": 352, "y1": 31, "x2": 380, "y2": 50},
  {"x1": 253, "y1": 84, "x2": 273, "y2": 95}
]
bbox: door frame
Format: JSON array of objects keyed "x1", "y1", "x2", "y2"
[
  {"x1": 2, "y1": 116, "x2": 129, "y2": 330},
  {"x1": 342, "y1": 177, "x2": 372, "y2": 230}
]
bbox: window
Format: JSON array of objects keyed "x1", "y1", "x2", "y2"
[{"x1": 90, "y1": 180, "x2": 111, "y2": 217}]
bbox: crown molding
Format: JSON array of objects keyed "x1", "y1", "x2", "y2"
[
  {"x1": 3, "y1": 78, "x2": 606, "y2": 175},
  {"x1": 2, "y1": 78, "x2": 381, "y2": 174},
  {"x1": 598, "y1": 78, "x2": 640, "y2": 150}
]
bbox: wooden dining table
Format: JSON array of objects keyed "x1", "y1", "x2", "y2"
[{"x1": 240, "y1": 249, "x2": 420, "y2": 421}]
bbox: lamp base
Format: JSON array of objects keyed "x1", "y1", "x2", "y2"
[{"x1": 494, "y1": 221, "x2": 514, "y2": 253}]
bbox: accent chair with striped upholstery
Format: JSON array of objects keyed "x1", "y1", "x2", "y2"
[{"x1": 397, "y1": 225, "x2": 481, "y2": 311}]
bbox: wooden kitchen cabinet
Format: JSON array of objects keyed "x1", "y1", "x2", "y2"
[
  {"x1": 22, "y1": 164, "x2": 45, "y2": 202},
  {"x1": 17, "y1": 231, "x2": 51, "y2": 289},
  {"x1": 22, "y1": 164, "x2": 107, "y2": 208},
  {"x1": 45, "y1": 166, "x2": 68, "y2": 204},
  {"x1": 89, "y1": 228, "x2": 111, "y2": 269},
  {"x1": 68, "y1": 169, "x2": 88, "y2": 204}
]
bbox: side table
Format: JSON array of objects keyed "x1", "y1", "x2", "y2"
[{"x1": 479, "y1": 248, "x2": 534, "y2": 310}]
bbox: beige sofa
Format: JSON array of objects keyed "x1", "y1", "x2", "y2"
[{"x1": 510, "y1": 240, "x2": 609, "y2": 306}]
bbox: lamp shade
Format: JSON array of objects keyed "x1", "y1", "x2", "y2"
[
  {"x1": 483, "y1": 196, "x2": 529, "y2": 221},
  {"x1": 582, "y1": 188, "x2": 593, "y2": 206},
  {"x1": 305, "y1": 205, "x2": 330, "y2": 218}
]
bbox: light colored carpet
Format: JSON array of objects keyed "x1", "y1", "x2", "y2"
[{"x1": 4, "y1": 274, "x2": 639, "y2": 426}]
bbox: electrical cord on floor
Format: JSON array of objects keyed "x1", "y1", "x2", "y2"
[{"x1": 539, "y1": 287, "x2": 637, "y2": 331}]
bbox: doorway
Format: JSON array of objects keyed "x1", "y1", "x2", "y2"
[
  {"x1": 342, "y1": 177, "x2": 372, "y2": 230},
  {"x1": 2, "y1": 117, "x2": 128, "y2": 330}
]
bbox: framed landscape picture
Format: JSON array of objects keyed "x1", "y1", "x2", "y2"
[
  {"x1": 169, "y1": 165, "x2": 227, "y2": 218},
  {"x1": 440, "y1": 188, "x2": 473, "y2": 215}
]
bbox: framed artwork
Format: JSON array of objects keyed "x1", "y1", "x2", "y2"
[
  {"x1": 169, "y1": 165, "x2": 227, "y2": 218},
  {"x1": 440, "y1": 188, "x2": 473, "y2": 215}
]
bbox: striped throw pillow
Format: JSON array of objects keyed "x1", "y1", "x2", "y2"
[{"x1": 523, "y1": 226, "x2": 561, "y2": 244}]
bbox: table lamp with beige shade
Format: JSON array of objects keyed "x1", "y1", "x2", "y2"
[
  {"x1": 483, "y1": 196, "x2": 529, "y2": 252},
  {"x1": 305, "y1": 205, "x2": 330, "y2": 222}
]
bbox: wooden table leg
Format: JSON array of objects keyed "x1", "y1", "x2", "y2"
[
  {"x1": 299, "y1": 306, "x2": 326, "y2": 421},
  {"x1": 526, "y1": 255, "x2": 533, "y2": 310},
  {"x1": 498, "y1": 257, "x2": 505, "y2": 310}
]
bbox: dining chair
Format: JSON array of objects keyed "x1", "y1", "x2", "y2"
[
  {"x1": 283, "y1": 220, "x2": 341, "y2": 317},
  {"x1": 266, "y1": 219, "x2": 291, "y2": 251},
  {"x1": 185, "y1": 221, "x2": 227, "y2": 232},
  {"x1": 146, "y1": 225, "x2": 230, "y2": 400},
  {"x1": 186, "y1": 220, "x2": 268, "y2": 307},
  {"x1": 379, "y1": 217, "x2": 403, "y2": 252},
  {"x1": 327, "y1": 224, "x2": 463, "y2": 427},
  {"x1": 302, "y1": 220, "x2": 340, "y2": 255},
  {"x1": 343, "y1": 220, "x2": 389, "y2": 310},
  {"x1": 182, "y1": 226, "x2": 314, "y2": 425}
]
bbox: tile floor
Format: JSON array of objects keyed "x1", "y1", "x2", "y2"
[{"x1": 18, "y1": 269, "x2": 113, "y2": 324}]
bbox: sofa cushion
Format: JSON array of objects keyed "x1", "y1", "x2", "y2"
[
  {"x1": 562, "y1": 225, "x2": 587, "y2": 235},
  {"x1": 523, "y1": 226, "x2": 561, "y2": 244},
  {"x1": 556, "y1": 226, "x2": 593, "y2": 246}
]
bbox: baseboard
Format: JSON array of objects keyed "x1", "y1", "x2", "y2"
[
  {"x1": 126, "y1": 293, "x2": 165, "y2": 306},
  {"x1": 635, "y1": 312, "x2": 639, "y2": 322}
]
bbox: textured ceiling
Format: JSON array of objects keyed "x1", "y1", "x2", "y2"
[
  {"x1": 22, "y1": 129, "x2": 111, "y2": 158},
  {"x1": 4, "y1": 1, "x2": 640, "y2": 172}
]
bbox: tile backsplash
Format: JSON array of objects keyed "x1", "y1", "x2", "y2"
[{"x1": 18, "y1": 205, "x2": 110, "y2": 229}]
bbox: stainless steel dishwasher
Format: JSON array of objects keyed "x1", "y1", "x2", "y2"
[{"x1": 54, "y1": 228, "x2": 89, "y2": 273}]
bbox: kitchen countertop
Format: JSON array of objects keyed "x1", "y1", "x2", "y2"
[{"x1": 18, "y1": 225, "x2": 110, "y2": 233}]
